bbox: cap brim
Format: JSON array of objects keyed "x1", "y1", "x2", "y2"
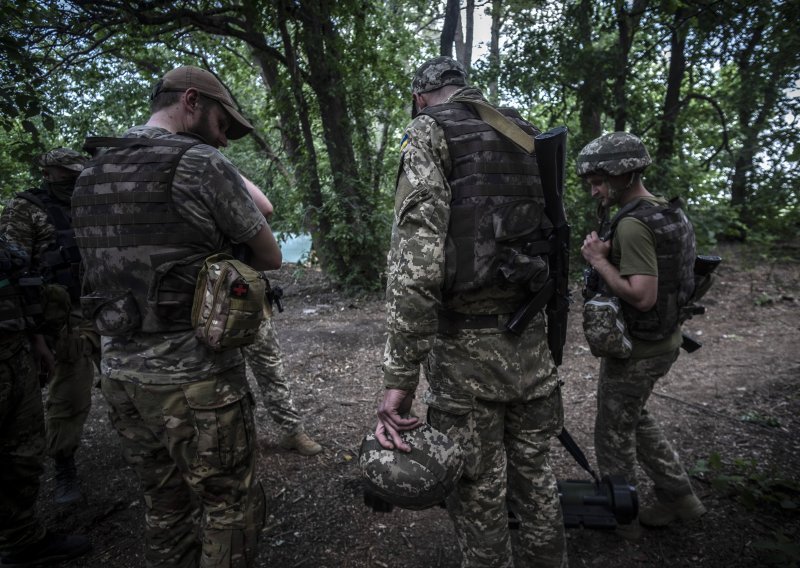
[{"x1": 221, "y1": 102, "x2": 253, "y2": 140}]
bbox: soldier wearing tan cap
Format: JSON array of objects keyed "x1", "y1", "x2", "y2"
[{"x1": 72, "y1": 65, "x2": 280, "y2": 567}]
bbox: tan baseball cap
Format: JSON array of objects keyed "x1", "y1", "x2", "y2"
[{"x1": 152, "y1": 66, "x2": 253, "y2": 140}]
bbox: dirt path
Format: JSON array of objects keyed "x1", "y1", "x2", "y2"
[{"x1": 43, "y1": 245, "x2": 799, "y2": 567}]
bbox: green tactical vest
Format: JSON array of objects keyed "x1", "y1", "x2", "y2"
[
  {"x1": 420, "y1": 102, "x2": 552, "y2": 314},
  {"x1": 73, "y1": 134, "x2": 210, "y2": 335},
  {"x1": 605, "y1": 197, "x2": 696, "y2": 341}
]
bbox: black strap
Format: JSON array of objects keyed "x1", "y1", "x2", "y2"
[
  {"x1": 438, "y1": 311, "x2": 512, "y2": 334},
  {"x1": 557, "y1": 427, "x2": 599, "y2": 483}
]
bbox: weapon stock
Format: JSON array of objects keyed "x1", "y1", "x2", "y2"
[{"x1": 505, "y1": 126, "x2": 570, "y2": 366}]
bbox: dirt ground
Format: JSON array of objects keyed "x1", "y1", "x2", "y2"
[{"x1": 41, "y1": 243, "x2": 799, "y2": 568}]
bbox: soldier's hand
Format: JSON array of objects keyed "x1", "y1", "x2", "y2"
[
  {"x1": 581, "y1": 231, "x2": 611, "y2": 267},
  {"x1": 375, "y1": 388, "x2": 420, "y2": 452}
]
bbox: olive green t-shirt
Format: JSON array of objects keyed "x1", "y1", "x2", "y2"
[{"x1": 611, "y1": 197, "x2": 682, "y2": 358}]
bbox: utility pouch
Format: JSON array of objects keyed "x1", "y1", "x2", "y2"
[
  {"x1": 81, "y1": 290, "x2": 141, "y2": 336},
  {"x1": 583, "y1": 294, "x2": 632, "y2": 359},
  {"x1": 191, "y1": 254, "x2": 267, "y2": 352}
]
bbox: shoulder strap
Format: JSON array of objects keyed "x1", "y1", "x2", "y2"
[
  {"x1": 449, "y1": 97, "x2": 536, "y2": 154},
  {"x1": 83, "y1": 136, "x2": 201, "y2": 152}
]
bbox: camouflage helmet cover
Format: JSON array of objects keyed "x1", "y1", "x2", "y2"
[
  {"x1": 576, "y1": 132, "x2": 652, "y2": 177},
  {"x1": 359, "y1": 422, "x2": 465, "y2": 510},
  {"x1": 411, "y1": 56, "x2": 468, "y2": 94},
  {"x1": 35, "y1": 148, "x2": 87, "y2": 173}
]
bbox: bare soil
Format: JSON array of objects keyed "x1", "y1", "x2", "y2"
[{"x1": 42, "y1": 243, "x2": 799, "y2": 568}]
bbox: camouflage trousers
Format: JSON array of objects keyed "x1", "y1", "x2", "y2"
[
  {"x1": 428, "y1": 388, "x2": 566, "y2": 568},
  {"x1": 0, "y1": 342, "x2": 47, "y2": 553},
  {"x1": 243, "y1": 318, "x2": 303, "y2": 436},
  {"x1": 46, "y1": 322, "x2": 99, "y2": 460},
  {"x1": 596, "y1": 349, "x2": 696, "y2": 501},
  {"x1": 101, "y1": 364, "x2": 265, "y2": 568}
]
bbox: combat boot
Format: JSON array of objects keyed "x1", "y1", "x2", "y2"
[
  {"x1": 280, "y1": 431, "x2": 322, "y2": 456},
  {"x1": 639, "y1": 494, "x2": 706, "y2": 527},
  {"x1": 54, "y1": 455, "x2": 83, "y2": 505},
  {"x1": 0, "y1": 531, "x2": 91, "y2": 567}
]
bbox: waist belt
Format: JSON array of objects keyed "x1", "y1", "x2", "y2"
[{"x1": 438, "y1": 310, "x2": 513, "y2": 335}]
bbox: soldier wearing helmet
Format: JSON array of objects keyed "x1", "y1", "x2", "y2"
[
  {"x1": 0, "y1": 147, "x2": 98, "y2": 507},
  {"x1": 578, "y1": 133, "x2": 706, "y2": 538},
  {"x1": 372, "y1": 55, "x2": 566, "y2": 567}
]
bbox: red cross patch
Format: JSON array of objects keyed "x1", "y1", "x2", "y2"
[{"x1": 231, "y1": 280, "x2": 249, "y2": 297}]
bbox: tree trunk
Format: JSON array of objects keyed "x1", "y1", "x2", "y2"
[
  {"x1": 655, "y1": 8, "x2": 687, "y2": 163},
  {"x1": 613, "y1": 0, "x2": 647, "y2": 132},
  {"x1": 575, "y1": 0, "x2": 602, "y2": 147},
  {"x1": 441, "y1": 0, "x2": 460, "y2": 57},
  {"x1": 463, "y1": 0, "x2": 474, "y2": 71},
  {"x1": 487, "y1": 0, "x2": 502, "y2": 104}
]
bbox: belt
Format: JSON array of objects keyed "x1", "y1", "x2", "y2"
[{"x1": 437, "y1": 310, "x2": 513, "y2": 335}]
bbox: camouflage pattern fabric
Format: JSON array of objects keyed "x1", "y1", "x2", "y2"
[
  {"x1": 243, "y1": 317, "x2": 304, "y2": 436},
  {"x1": 575, "y1": 132, "x2": 652, "y2": 177},
  {"x1": 383, "y1": 86, "x2": 566, "y2": 566},
  {"x1": 100, "y1": 365, "x2": 264, "y2": 567},
  {"x1": 596, "y1": 350, "x2": 697, "y2": 501},
  {"x1": 192, "y1": 256, "x2": 266, "y2": 352},
  {"x1": 1, "y1": 190, "x2": 97, "y2": 461},
  {"x1": 411, "y1": 56, "x2": 468, "y2": 94},
  {"x1": 582, "y1": 294, "x2": 632, "y2": 359},
  {"x1": 35, "y1": 148, "x2": 86, "y2": 172},
  {"x1": 359, "y1": 423, "x2": 465, "y2": 510},
  {"x1": 432, "y1": 394, "x2": 564, "y2": 567},
  {"x1": 45, "y1": 320, "x2": 98, "y2": 460},
  {"x1": 79, "y1": 126, "x2": 266, "y2": 385},
  {"x1": 0, "y1": 340, "x2": 48, "y2": 554}
]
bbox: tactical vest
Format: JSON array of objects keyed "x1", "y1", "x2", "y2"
[
  {"x1": 0, "y1": 235, "x2": 44, "y2": 333},
  {"x1": 16, "y1": 187, "x2": 82, "y2": 300},
  {"x1": 420, "y1": 102, "x2": 552, "y2": 314},
  {"x1": 73, "y1": 134, "x2": 210, "y2": 335},
  {"x1": 606, "y1": 197, "x2": 696, "y2": 341}
]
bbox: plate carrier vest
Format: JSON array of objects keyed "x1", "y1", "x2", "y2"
[
  {"x1": 0, "y1": 235, "x2": 44, "y2": 333},
  {"x1": 420, "y1": 102, "x2": 552, "y2": 315},
  {"x1": 604, "y1": 197, "x2": 696, "y2": 341},
  {"x1": 73, "y1": 134, "x2": 211, "y2": 334}
]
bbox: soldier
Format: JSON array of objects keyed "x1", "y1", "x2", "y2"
[
  {"x1": 72, "y1": 65, "x2": 281, "y2": 567},
  {"x1": 0, "y1": 147, "x2": 98, "y2": 505},
  {"x1": 373, "y1": 57, "x2": 566, "y2": 567},
  {"x1": 578, "y1": 132, "x2": 707, "y2": 539},
  {"x1": 238, "y1": 179, "x2": 322, "y2": 457},
  {"x1": 0, "y1": 234, "x2": 91, "y2": 566}
]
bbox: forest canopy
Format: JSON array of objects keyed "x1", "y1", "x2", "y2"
[{"x1": 2, "y1": 0, "x2": 798, "y2": 287}]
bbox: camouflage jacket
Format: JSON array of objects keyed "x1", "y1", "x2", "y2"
[
  {"x1": 382, "y1": 88, "x2": 558, "y2": 401},
  {"x1": 1, "y1": 187, "x2": 61, "y2": 270},
  {"x1": 76, "y1": 126, "x2": 266, "y2": 385}
]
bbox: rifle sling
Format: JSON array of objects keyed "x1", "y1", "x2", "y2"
[{"x1": 451, "y1": 97, "x2": 536, "y2": 154}]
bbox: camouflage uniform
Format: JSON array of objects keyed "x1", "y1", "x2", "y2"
[
  {"x1": 0, "y1": 335, "x2": 47, "y2": 553},
  {"x1": 244, "y1": 317, "x2": 305, "y2": 436},
  {"x1": 577, "y1": 133, "x2": 700, "y2": 507},
  {"x1": 0, "y1": 150, "x2": 98, "y2": 465},
  {"x1": 384, "y1": 58, "x2": 566, "y2": 567},
  {"x1": 74, "y1": 125, "x2": 266, "y2": 567}
]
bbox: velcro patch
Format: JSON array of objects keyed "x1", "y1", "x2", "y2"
[{"x1": 231, "y1": 280, "x2": 250, "y2": 297}]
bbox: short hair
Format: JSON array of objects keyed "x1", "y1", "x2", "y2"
[{"x1": 150, "y1": 90, "x2": 182, "y2": 113}]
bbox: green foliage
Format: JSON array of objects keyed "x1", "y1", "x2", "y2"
[
  {"x1": 692, "y1": 452, "x2": 800, "y2": 512},
  {"x1": 0, "y1": 0, "x2": 797, "y2": 285},
  {"x1": 752, "y1": 531, "x2": 800, "y2": 567}
]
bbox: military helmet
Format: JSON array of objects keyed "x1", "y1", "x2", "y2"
[
  {"x1": 576, "y1": 132, "x2": 652, "y2": 177},
  {"x1": 35, "y1": 148, "x2": 87, "y2": 173},
  {"x1": 411, "y1": 56, "x2": 468, "y2": 94},
  {"x1": 359, "y1": 423, "x2": 465, "y2": 510}
]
